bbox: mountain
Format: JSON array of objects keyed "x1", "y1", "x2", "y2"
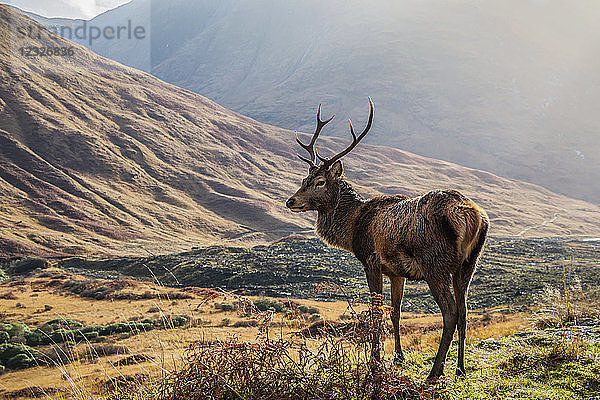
[
  {"x1": 20, "y1": 0, "x2": 600, "y2": 204},
  {"x1": 1, "y1": 0, "x2": 127, "y2": 19},
  {"x1": 1, "y1": 5, "x2": 600, "y2": 258}
]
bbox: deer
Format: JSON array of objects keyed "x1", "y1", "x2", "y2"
[{"x1": 285, "y1": 98, "x2": 489, "y2": 380}]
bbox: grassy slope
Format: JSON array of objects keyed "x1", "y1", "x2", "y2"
[
  {"x1": 0, "y1": 237, "x2": 598, "y2": 399},
  {"x1": 2, "y1": 5, "x2": 600, "y2": 260},
  {"x1": 0, "y1": 265, "x2": 597, "y2": 399}
]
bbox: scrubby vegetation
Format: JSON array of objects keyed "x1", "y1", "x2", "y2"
[
  {"x1": 90, "y1": 267, "x2": 600, "y2": 400},
  {"x1": 215, "y1": 298, "x2": 319, "y2": 318},
  {"x1": 48, "y1": 238, "x2": 600, "y2": 312},
  {"x1": 0, "y1": 238, "x2": 598, "y2": 399},
  {"x1": 0, "y1": 316, "x2": 188, "y2": 371},
  {"x1": 9, "y1": 257, "x2": 48, "y2": 274},
  {"x1": 103, "y1": 293, "x2": 600, "y2": 400},
  {"x1": 51, "y1": 274, "x2": 193, "y2": 301}
]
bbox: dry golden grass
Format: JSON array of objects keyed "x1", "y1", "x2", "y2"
[{"x1": 0, "y1": 274, "x2": 527, "y2": 399}]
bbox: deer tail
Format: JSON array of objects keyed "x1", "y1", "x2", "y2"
[{"x1": 448, "y1": 199, "x2": 489, "y2": 263}]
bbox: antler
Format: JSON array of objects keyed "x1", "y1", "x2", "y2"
[
  {"x1": 295, "y1": 104, "x2": 335, "y2": 167},
  {"x1": 316, "y1": 97, "x2": 374, "y2": 168}
]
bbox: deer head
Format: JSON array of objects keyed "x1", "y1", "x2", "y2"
[{"x1": 286, "y1": 98, "x2": 374, "y2": 213}]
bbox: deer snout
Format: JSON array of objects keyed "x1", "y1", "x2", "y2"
[{"x1": 286, "y1": 196, "x2": 307, "y2": 212}]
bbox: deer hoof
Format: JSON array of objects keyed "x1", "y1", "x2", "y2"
[
  {"x1": 425, "y1": 373, "x2": 445, "y2": 385},
  {"x1": 393, "y1": 354, "x2": 404, "y2": 366}
]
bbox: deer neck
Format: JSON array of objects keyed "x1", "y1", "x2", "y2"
[{"x1": 316, "y1": 180, "x2": 364, "y2": 252}]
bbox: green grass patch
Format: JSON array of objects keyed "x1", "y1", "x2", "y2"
[{"x1": 0, "y1": 315, "x2": 189, "y2": 371}]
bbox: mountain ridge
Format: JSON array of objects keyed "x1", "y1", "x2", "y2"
[
  {"x1": 17, "y1": 0, "x2": 600, "y2": 203},
  {"x1": 1, "y1": 5, "x2": 600, "y2": 258}
]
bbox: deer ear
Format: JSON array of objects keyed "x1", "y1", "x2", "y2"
[{"x1": 329, "y1": 160, "x2": 343, "y2": 179}]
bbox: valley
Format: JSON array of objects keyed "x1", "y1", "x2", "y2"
[
  {"x1": 0, "y1": 237, "x2": 599, "y2": 399},
  {"x1": 1, "y1": 5, "x2": 600, "y2": 259},
  {"x1": 15, "y1": 0, "x2": 600, "y2": 203},
  {"x1": 0, "y1": 4, "x2": 599, "y2": 399}
]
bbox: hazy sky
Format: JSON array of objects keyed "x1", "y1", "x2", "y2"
[{"x1": 3, "y1": 0, "x2": 130, "y2": 19}]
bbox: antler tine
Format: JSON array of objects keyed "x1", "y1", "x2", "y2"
[
  {"x1": 295, "y1": 104, "x2": 334, "y2": 166},
  {"x1": 317, "y1": 97, "x2": 374, "y2": 167},
  {"x1": 294, "y1": 131, "x2": 314, "y2": 165}
]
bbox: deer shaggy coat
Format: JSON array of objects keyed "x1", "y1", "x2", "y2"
[{"x1": 286, "y1": 99, "x2": 489, "y2": 380}]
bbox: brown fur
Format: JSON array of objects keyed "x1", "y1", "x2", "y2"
[
  {"x1": 287, "y1": 100, "x2": 488, "y2": 379},
  {"x1": 287, "y1": 162, "x2": 489, "y2": 379}
]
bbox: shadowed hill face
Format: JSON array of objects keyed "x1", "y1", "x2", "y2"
[
  {"x1": 18, "y1": 0, "x2": 600, "y2": 204},
  {"x1": 1, "y1": 5, "x2": 600, "y2": 258}
]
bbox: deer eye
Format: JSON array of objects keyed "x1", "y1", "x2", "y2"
[{"x1": 315, "y1": 180, "x2": 326, "y2": 187}]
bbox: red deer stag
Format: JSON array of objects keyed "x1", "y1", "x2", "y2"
[{"x1": 286, "y1": 98, "x2": 489, "y2": 380}]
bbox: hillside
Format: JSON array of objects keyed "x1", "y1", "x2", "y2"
[
  {"x1": 53, "y1": 238, "x2": 600, "y2": 313},
  {"x1": 16, "y1": 0, "x2": 600, "y2": 203},
  {"x1": 1, "y1": 5, "x2": 600, "y2": 258},
  {"x1": 2, "y1": 0, "x2": 93, "y2": 19}
]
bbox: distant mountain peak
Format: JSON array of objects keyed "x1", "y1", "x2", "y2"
[{"x1": 19, "y1": 0, "x2": 600, "y2": 203}]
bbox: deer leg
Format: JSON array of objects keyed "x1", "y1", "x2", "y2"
[
  {"x1": 453, "y1": 274, "x2": 467, "y2": 377},
  {"x1": 364, "y1": 257, "x2": 383, "y2": 363},
  {"x1": 426, "y1": 276, "x2": 457, "y2": 381},
  {"x1": 453, "y1": 260, "x2": 477, "y2": 377},
  {"x1": 390, "y1": 276, "x2": 406, "y2": 365}
]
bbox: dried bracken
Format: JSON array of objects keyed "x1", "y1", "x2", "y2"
[{"x1": 125, "y1": 301, "x2": 432, "y2": 400}]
